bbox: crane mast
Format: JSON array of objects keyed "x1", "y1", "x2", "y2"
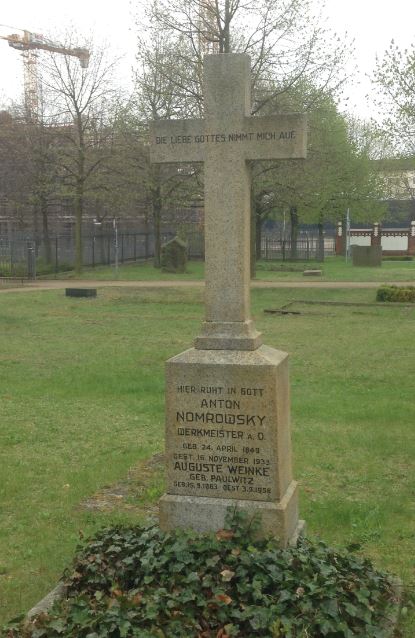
[
  {"x1": 198, "y1": 1, "x2": 220, "y2": 54},
  {"x1": 0, "y1": 26, "x2": 90, "y2": 123}
]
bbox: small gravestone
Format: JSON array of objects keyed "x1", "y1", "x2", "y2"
[
  {"x1": 303, "y1": 269, "x2": 322, "y2": 276},
  {"x1": 352, "y1": 245, "x2": 382, "y2": 267},
  {"x1": 150, "y1": 54, "x2": 307, "y2": 546},
  {"x1": 65, "y1": 288, "x2": 97, "y2": 298},
  {"x1": 161, "y1": 237, "x2": 187, "y2": 273}
]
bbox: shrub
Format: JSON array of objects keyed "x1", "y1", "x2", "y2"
[
  {"x1": 2, "y1": 513, "x2": 397, "y2": 638},
  {"x1": 382, "y1": 255, "x2": 413, "y2": 261},
  {"x1": 376, "y1": 285, "x2": 415, "y2": 302}
]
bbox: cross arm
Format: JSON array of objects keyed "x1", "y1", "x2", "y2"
[
  {"x1": 244, "y1": 114, "x2": 307, "y2": 161},
  {"x1": 150, "y1": 119, "x2": 204, "y2": 163}
]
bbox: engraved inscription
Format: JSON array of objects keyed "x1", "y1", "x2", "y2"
[
  {"x1": 155, "y1": 130, "x2": 298, "y2": 146},
  {"x1": 167, "y1": 380, "x2": 275, "y2": 502}
]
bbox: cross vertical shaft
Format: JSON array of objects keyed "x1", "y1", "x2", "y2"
[
  {"x1": 195, "y1": 55, "x2": 261, "y2": 350},
  {"x1": 150, "y1": 53, "x2": 306, "y2": 351}
]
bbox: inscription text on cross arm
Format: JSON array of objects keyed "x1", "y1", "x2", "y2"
[{"x1": 150, "y1": 114, "x2": 307, "y2": 164}]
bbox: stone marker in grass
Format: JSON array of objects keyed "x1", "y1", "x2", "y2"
[
  {"x1": 65, "y1": 288, "x2": 97, "y2": 298},
  {"x1": 161, "y1": 236, "x2": 187, "y2": 273},
  {"x1": 150, "y1": 54, "x2": 307, "y2": 545},
  {"x1": 352, "y1": 245, "x2": 382, "y2": 267}
]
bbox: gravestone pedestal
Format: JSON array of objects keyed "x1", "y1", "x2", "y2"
[{"x1": 159, "y1": 346, "x2": 302, "y2": 546}]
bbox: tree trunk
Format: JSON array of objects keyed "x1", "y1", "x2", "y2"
[
  {"x1": 317, "y1": 218, "x2": 325, "y2": 262},
  {"x1": 290, "y1": 206, "x2": 298, "y2": 260},
  {"x1": 255, "y1": 207, "x2": 263, "y2": 265},
  {"x1": 74, "y1": 116, "x2": 85, "y2": 275},
  {"x1": 74, "y1": 180, "x2": 83, "y2": 275},
  {"x1": 151, "y1": 166, "x2": 162, "y2": 268},
  {"x1": 223, "y1": 0, "x2": 231, "y2": 53},
  {"x1": 33, "y1": 204, "x2": 40, "y2": 253},
  {"x1": 41, "y1": 195, "x2": 52, "y2": 264},
  {"x1": 250, "y1": 193, "x2": 256, "y2": 279}
]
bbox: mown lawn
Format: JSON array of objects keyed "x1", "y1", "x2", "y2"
[
  {"x1": 50, "y1": 255, "x2": 415, "y2": 283},
  {"x1": 0, "y1": 285, "x2": 414, "y2": 634}
]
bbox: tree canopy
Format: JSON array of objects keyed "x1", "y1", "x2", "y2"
[{"x1": 372, "y1": 41, "x2": 415, "y2": 157}]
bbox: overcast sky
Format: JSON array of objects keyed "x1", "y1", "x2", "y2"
[{"x1": 0, "y1": 0, "x2": 413, "y2": 118}]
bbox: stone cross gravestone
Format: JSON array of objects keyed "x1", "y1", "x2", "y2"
[{"x1": 150, "y1": 54, "x2": 306, "y2": 546}]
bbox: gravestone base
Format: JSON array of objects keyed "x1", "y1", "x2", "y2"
[
  {"x1": 160, "y1": 485, "x2": 302, "y2": 547},
  {"x1": 160, "y1": 345, "x2": 301, "y2": 546}
]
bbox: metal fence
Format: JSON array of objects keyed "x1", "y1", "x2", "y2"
[
  {"x1": 0, "y1": 231, "x2": 205, "y2": 279},
  {"x1": 0, "y1": 238, "x2": 36, "y2": 279},
  {"x1": 48, "y1": 231, "x2": 205, "y2": 270},
  {"x1": 0, "y1": 231, "x2": 334, "y2": 279},
  {"x1": 261, "y1": 235, "x2": 336, "y2": 261}
]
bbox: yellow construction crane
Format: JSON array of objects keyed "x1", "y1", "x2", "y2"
[{"x1": 0, "y1": 25, "x2": 90, "y2": 122}]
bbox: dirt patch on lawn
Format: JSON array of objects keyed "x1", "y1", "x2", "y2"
[{"x1": 79, "y1": 453, "x2": 165, "y2": 518}]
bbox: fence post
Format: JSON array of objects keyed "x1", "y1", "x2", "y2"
[
  {"x1": 371, "y1": 222, "x2": 381, "y2": 247},
  {"x1": 55, "y1": 237, "x2": 58, "y2": 276},
  {"x1": 145, "y1": 233, "x2": 149, "y2": 259},
  {"x1": 134, "y1": 234, "x2": 137, "y2": 261},
  {"x1": 121, "y1": 234, "x2": 124, "y2": 263},
  {"x1": 92, "y1": 236, "x2": 95, "y2": 268},
  {"x1": 10, "y1": 240, "x2": 14, "y2": 275},
  {"x1": 27, "y1": 241, "x2": 36, "y2": 280},
  {"x1": 282, "y1": 240, "x2": 286, "y2": 262},
  {"x1": 335, "y1": 222, "x2": 343, "y2": 255}
]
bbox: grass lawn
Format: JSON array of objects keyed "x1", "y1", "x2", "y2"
[
  {"x1": 0, "y1": 285, "x2": 414, "y2": 634},
  {"x1": 49, "y1": 255, "x2": 415, "y2": 283}
]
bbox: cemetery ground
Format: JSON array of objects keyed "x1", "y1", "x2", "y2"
[
  {"x1": 48, "y1": 255, "x2": 415, "y2": 283},
  {"x1": 0, "y1": 285, "x2": 414, "y2": 635}
]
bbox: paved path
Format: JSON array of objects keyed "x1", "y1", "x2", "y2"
[{"x1": 1, "y1": 278, "x2": 414, "y2": 293}]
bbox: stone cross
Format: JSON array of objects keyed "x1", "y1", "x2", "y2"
[
  {"x1": 152, "y1": 54, "x2": 307, "y2": 543},
  {"x1": 150, "y1": 54, "x2": 306, "y2": 351}
]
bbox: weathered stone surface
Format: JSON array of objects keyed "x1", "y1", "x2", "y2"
[
  {"x1": 150, "y1": 114, "x2": 307, "y2": 164},
  {"x1": 352, "y1": 245, "x2": 382, "y2": 267},
  {"x1": 27, "y1": 582, "x2": 67, "y2": 619},
  {"x1": 161, "y1": 236, "x2": 187, "y2": 273},
  {"x1": 159, "y1": 492, "x2": 301, "y2": 547},
  {"x1": 150, "y1": 54, "x2": 306, "y2": 351},
  {"x1": 159, "y1": 345, "x2": 300, "y2": 546},
  {"x1": 150, "y1": 54, "x2": 306, "y2": 544}
]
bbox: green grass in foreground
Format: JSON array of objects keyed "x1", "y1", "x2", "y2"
[
  {"x1": 0, "y1": 286, "x2": 414, "y2": 634},
  {"x1": 50, "y1": 255, "x2": 415, "y2": 283}
]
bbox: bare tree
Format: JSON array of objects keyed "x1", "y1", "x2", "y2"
[
  {"x1": 133, "y1": 34, "x2": 203, "y2": 266},
  {"x1": 40, "y1": 35, "x2": 120, "y2": 273},
  {"x1": 0, "y1": 107, "x2": 61, "y2": 251},
  {"x1": 132, "y1": 0, "x2": 352, "y2": 268},
  {"x1": 137, "y1": 0, "x2": 349, "y2": 115}
]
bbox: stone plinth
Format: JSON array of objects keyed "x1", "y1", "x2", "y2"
[
  {"x1": 159, "y1": 345, "x2": 300, "y2": 546},
  {"x1": 352, "y1": 245, "x2": 382, "y2": 267}
]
